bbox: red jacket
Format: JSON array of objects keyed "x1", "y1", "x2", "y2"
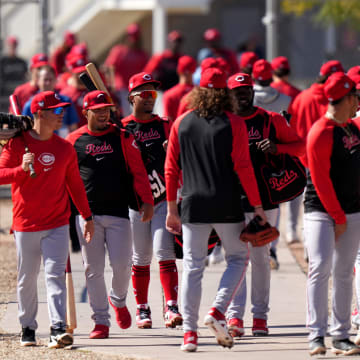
[{"x1": 0, "y1": 132, "x2": 91, "y2": 232}]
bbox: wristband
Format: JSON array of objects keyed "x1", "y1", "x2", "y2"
[
  {"x1": 85, "y1": 215, "x2": 93, "y2": 221},
  {"x1": 254, "y1": 205, "x2": 262, "y2": 209}
]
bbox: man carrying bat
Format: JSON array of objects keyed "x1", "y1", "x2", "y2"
[
  {"x1": 0, "y1": 91, "x2": 94, "y2": 348},
  {"x1": 66, "y1": 90, "x2": 154, "y2": 339}
]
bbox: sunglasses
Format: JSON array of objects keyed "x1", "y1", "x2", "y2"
[
  {"x1": 46, "y1": 107, "x2": 64, "y2": 115},
  {"x1": 132, "y1": 90, "x2": 157, "y2": 100}
]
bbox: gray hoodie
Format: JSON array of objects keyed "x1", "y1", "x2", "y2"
[{"x1": 253, "y1": 84, "x2": 291, "y2": 114}]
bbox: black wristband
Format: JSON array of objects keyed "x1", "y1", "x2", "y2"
[{"x1": 85, "y1": 215, "x2": 93, "y2": 221}]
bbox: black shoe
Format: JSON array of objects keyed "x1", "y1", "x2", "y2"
[
  {"x1": 48, "y1": 327, "x2": 73, "y2": 349},
  {"x1": 332, "y1": 338, "x2": 360, "y2": 356},
  {"x1": 309, "y1": 336, "x2": 326, "y2": 356},
  {"x1": 20, "y1": 327, "x2": 36, "y2": 346}
]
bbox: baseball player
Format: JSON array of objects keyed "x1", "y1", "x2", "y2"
[
  {"x1": 305, "y1": 72, "x2": 360, "y2": 356},
  {"x1": 226, "y1": 72, "x2": 304, "y2": 338},
  {"x1": 122, "y1": 72, "x2": 182, "y2": 329},
  {"x1": 67, "y1": 90, "x2": 153, "y2": 339},
  {"x1": 165, "y1": 67, "x2": 266, "y2": 352},
  {"x1": 0, "y1": 91, "x2": 94, "y2": 348}
]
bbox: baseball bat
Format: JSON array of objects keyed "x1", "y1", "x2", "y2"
[
  {"x1": 9, "y1": 95, "x2": 36, "y2": 178},
  {"x1": 79, "y1": 72, "x2": 97, "y2": 91},
  {"x1": 65, "y1": 255, "x2": 77, "y2": 333},
  {"x1": 85, "y1": 63, "x2": 122, "y2": 128}
]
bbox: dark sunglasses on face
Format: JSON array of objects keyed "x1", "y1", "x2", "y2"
[
  {"x1": 46, "y1": 107, "x2": 64, "y2": 115},
  {"x1": 132, "y1": 90, "x2": 158, "y2": 100}
]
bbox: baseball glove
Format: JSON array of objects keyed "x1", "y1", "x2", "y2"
[
  {"x1": 240, "y1": 215, "x2": 279, "y2": 247},
  {"x1": 0, "y1": 113, "x2": 33, "y2": 145}
]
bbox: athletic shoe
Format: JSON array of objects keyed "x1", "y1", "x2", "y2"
[
  {"x1": 309, "y1": 336, "x2": 326, "y2": 356},
  {"x1": 204, "y1": 307, "x2": 233, "y2": 348},
  {"x1": 48, "y1": 327, "x2": 73, "y2": 349},
  {"x1": 252, "y1": 318, "x2": 269, "y2": 336},
  {"x1": 136, "y1": 304, "x2": 152, "y2": 329},
  {"x1": 20, "y1": 327, "x2": 36, "y2": 346},
  {"x1": 209, "y1": 244, "x2": 224, "y2": 265},
  {"x1": 89, "y1": 324, "x2": 109, "y2": 339},
  {"x1": 227, "y1": 318, "x2": 245, "y2": 338},
  {"x1": 108, "y1": 296, "x2": 131, "y2": 329},
  {"x1": 269, "y1": 248, "x2": 279, "y2": 270},
  {"x1": 352, "y1": 308, "x2": 360, "y2": 330},
  {"x1": 181, "y1": 331, "x2": 198, "y2": 352},
  {"x1": 164, "y1": 304, "x2": 183, "y2": 328},
  {"x1": 331, "y1": 338, "x2": 360, "y2": 356},
  {"x1": 355, "y1": 329, "x2": 360, "y2": 346}
]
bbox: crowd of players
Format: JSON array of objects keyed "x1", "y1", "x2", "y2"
[{"x1": 1, "y1": 24, "x2": 360, "y2": 356}]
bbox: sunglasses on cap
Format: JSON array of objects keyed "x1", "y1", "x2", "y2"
[
  {"x1": 132, "y1": 90, "x2": 157, "y2": 100},
  {"x1": 45, "y1": 107, "x2": 64, "y2": 115}
]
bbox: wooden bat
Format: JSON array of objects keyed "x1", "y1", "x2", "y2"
[
  {"x1": 9, "y1": 95, "x2": 36, "y2": 178},
  {"x1": 65, "y1": 255, "x2": 77, "y2": 333}
]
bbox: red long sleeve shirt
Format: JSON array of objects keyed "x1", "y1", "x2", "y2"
[
  {"x1": 11, "y1": 82, "x2": 38, "y2": 111},
  {"x1": 0, "y1": 131, "x2": 91, "y2": 232}
]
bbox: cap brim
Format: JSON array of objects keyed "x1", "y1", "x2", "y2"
[
  {"x1": 130, "y1": 80, "x2": 161, "y2": 92},
  {"x1": 228, "y1": 84, "x2": 253, "y2": 90},
  {"x1": 31, "y1": 61, "x2": 49, "y2": 69},
  {"x1": 86, "y1": 103, "x2": 113, "y2": 110},
  {"x1": 47, "y1": 102, "x2": 71, "y2": 109},
  {"x1": 72, "y1": 66, "x2": 87, "y2": 74}
]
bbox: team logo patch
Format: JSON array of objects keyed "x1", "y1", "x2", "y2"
[
  {"x1": 38, "y1": 101, "x2": 44, "y2": 107},
  {"x1": 54, "y1": 93, "x2": 60, "y2": 100},
  {"x1": 344, "y1": 82, "x2": 350, "y2": 89},
  {"x1": 235, "y1": 75, "x2": 245, "y2": 82},
  {"x1": 143, "y1": 74, "x2": 152, "y2": 80},
  {"x1": 38, "y1": 152, "x2": 55, "y2": 166},
  {"x1": 208, "y1": 83, "x2": 214, "y2": 88}
]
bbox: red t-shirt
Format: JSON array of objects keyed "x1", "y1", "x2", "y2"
[
  {"x1": 163, "y1": 83, "x2": 194, "y2": 124},
  {"x1": 12, "y1": 82, "x2": 38, "y2": 112},
  {"x1": 50, "y1": 46, "x2": 67, "y2": 76},
  {"x1": 61, "y1": 85, "x2": 88, "y2": 127},
  {"x1": 0, "y1": 131, "x2": 91, "y2": 232},
  {"x1": 105, "y1": 45, "x2": 149, "y2": 90}
]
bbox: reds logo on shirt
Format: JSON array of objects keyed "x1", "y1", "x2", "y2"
[
  {"x1": 248, "y1": 127, "x2": 262, "y2": 140},
  {"x1": 38, "y1": 153, "x2": 55, "y2": 166},
  {"x1": 85, "y1": 141, "x2": 114, "y2": 156},
  {"x1": 343, "y1": 135, "x2": 360, "y2": 150},
  {"x1": 135, "y1": 129, "x2": 161, "y2": 142}
]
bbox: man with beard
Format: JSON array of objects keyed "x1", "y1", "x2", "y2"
[{"x1": 226, "y1": 72, "x2": 304, "y2": 338}]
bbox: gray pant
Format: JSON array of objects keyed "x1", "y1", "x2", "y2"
[
  {"x1": 305, "y1": 211, "x2": 360, "y2": 340},
  {"x1": 354, "y1": 248, "x2": 360, "y2": 326},
  {"x1": 181, "y1": 222, "x2": 248, "y2": 332},
  {"x1": 130, "y1": 201, "x2": 175, "y2": 265},
  {"x1": 227, "y1": 209, "x2": 279, "y2": 320},
  {"x1": 14, "y1": 225, "x2": 69, "y2": 330},
  {"x1": 285, "y1": 195, "x2": 303, "y2": 242},
  {"x1": 77, "y1": 215, "x2": 132, "y2": 327}
]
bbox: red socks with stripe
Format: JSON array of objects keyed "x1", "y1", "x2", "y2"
[
  {"x1": 159, "y1": 260, "x2": 178, "y2": 304},
  {"x1": 132, "y1": 265, "x2": 150, "y2": 305}
]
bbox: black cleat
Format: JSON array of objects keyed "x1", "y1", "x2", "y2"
[
  {"x1": 20, "y1": 327, "x2": 36, "y2": 346},
  {"x1": 331, "y1": 338, "x2": 360, "y2": 356}
]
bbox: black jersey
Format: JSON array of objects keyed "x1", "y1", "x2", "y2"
[{"x1": 122, "y1": 114, "x2": 169, "y2": 206}]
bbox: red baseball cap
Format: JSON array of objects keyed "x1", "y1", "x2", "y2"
[
  {"x1": 227, "y1": 73, "x2": 254, "y2": 90},
  {"x1": 65, "y1": 54, "x2": 87, "y2": 73},
  {"x1": 252, "y1": 59, "x2": 273, "y2": 81},
  {"x1": 83, "y1": 90, "x2": 113, "y2": 110},
  {"x1": 30, "y1": 91, "x2": 70, "y2": 114},
  {"x1": 7, "y1": 36, "x2": 18, "y2": 46},
  {"x1": 30, "y1": 53, "x2": 49, "y2": 70},
  {"x1": 70, "y1": 42, "x2": 88, "y2": 58},
  {"x1": 200, "y1": 68, "x2": 227, "y2": 89},
  {"x1": 168, "y1": 30, "x2": 183, "y2": 42},
  {"x1": 177, "y1": 55, "x2": 197, "y2": 74},
  {"x1": 324, "y1": 72, "x2": 355, "y2": 102},
  {"x1": 319, "y1": 60, "x2": 344, "y2": 77},
  {"x1": 128, "y1": 72, "x2": 161, "y2": 92},
  {"x1": 271, "y1": 56, "x2": 290, "y2": 71},
  {"x1": 64, "y1": 31, "x2": 76, "y2": 47},
  {"x1": 347, "y1": 65, "x2": 360, "y2": 79},
  {"x1": 201, "y1": 57, "x2": 219, "y2": 73},
  {"x1": 203, "y1": 28, "x2": 221, "y2": 42},
  {"x1": 216, "y1": 57, "x2": 230, "y2": 74},
  {"x1": 239, "y1": 52, "x2": 258, "y2": 70}
]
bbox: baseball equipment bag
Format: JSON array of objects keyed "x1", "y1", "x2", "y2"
[
  {"x1": 240, "y1": 215, "x2": 279, "y2": 247},
  {"x1": 0, "y1": 113, "x2": 33, "y2": 145},
  {"x1": 259, "y1": 114, "x2": 306, "y2": 205}
]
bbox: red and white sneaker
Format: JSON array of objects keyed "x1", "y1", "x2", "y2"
[
  {"x1": 108, "y1": 296, "x2": 131, "y2": 329},
  {"x1": 181, "y1": 331, "x2": 198, "y2": 352},
  {"x1": 136, "y1": 304, "x2": 152, "y2": 329},
  {"x1": 89, "y1": 324, "x2": 109, "y2": 339},
  {"x1": 227, "y1": 318, "x2": 244, "y2": 338},
  {"x1": 164, "y1": 304, "x2": 183, "y2": 328},
  {"x1": 252, "y1": 318, "x2": 269, "y2": 336},
  {"x1": 204, "y1": 307, "x2": 233, "y2": 348}
]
